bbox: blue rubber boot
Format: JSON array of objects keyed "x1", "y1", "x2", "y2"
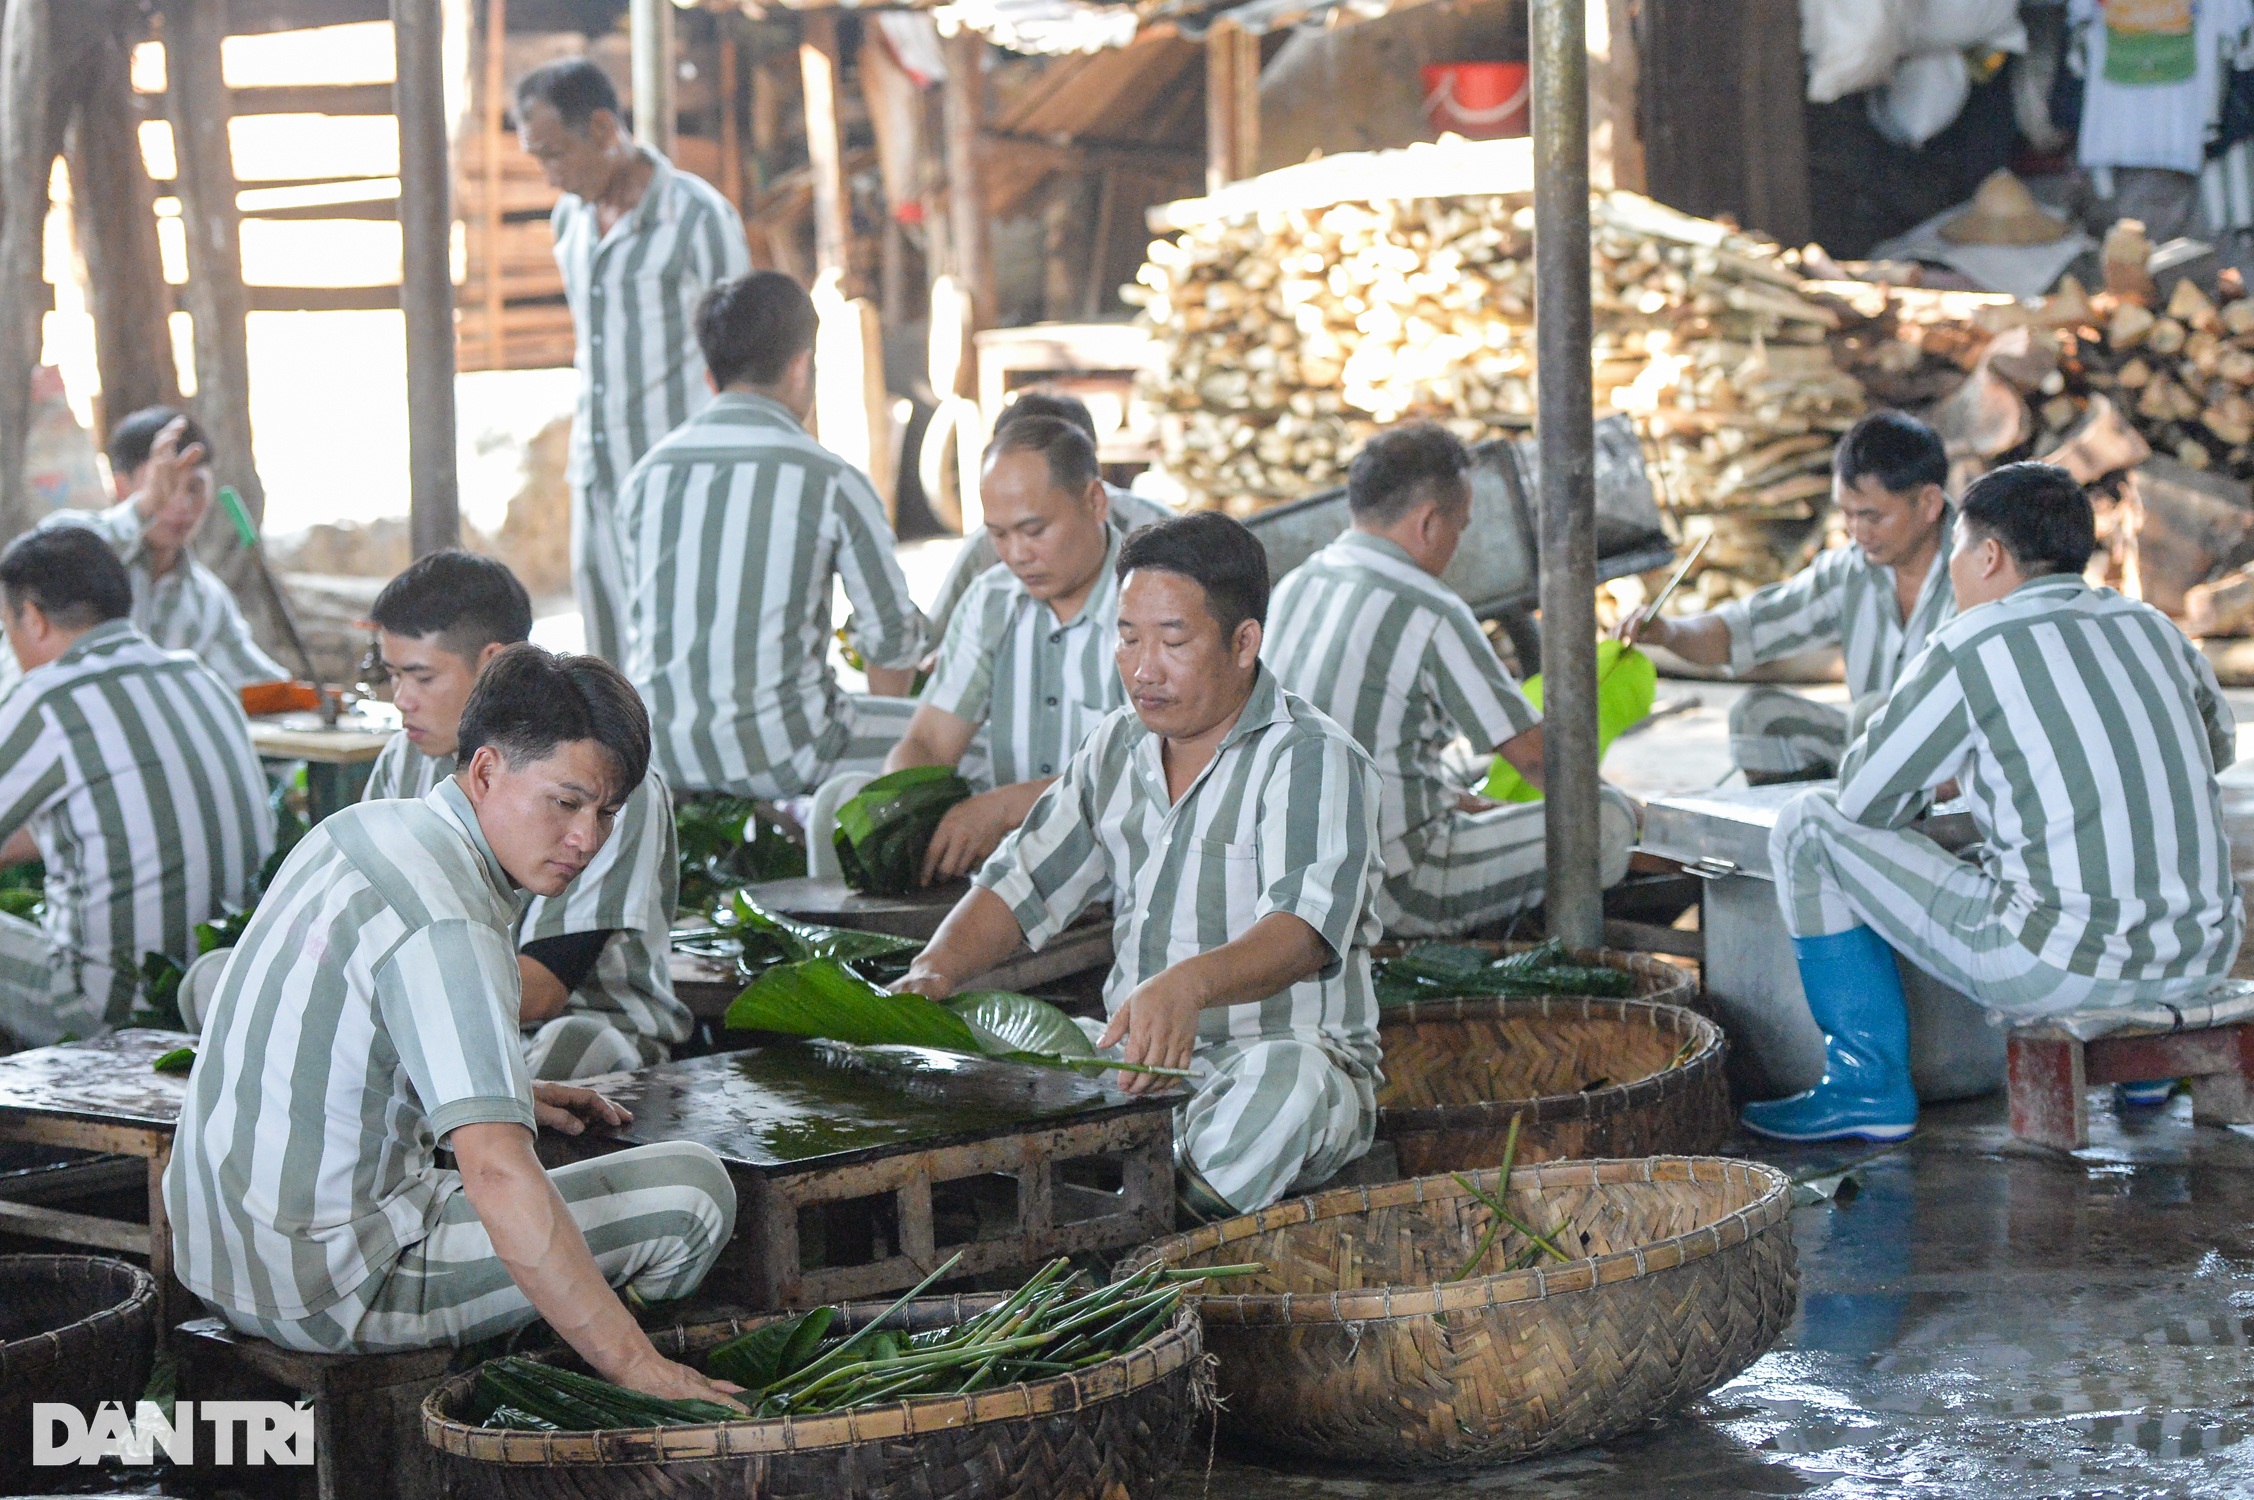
[
  {"x1": 2113, "y1": 1079, "x2": 2177, "y2": 1109},
  {"x1": 1741, "y1": 926, "x2": 1919, "y2": 1143}
]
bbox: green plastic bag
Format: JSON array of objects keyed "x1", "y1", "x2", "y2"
[{"x1": 1483, "y1": 641, "x2": 1656, "y2": 803}]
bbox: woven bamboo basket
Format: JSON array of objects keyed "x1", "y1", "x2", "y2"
[
  {"x1": 1129, "y1": 1157, "x2": 1795, "y2": 1469},
  {"x1": 422, "y1": 1294, "x2": 1206, "y2": 1500},
  {"x1": 0, "y1": 1255, "x2": 159, "y2": 1479}
]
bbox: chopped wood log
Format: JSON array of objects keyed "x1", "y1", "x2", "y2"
[{"x1": 2186, "y1": 565, "x2": 2254, "y2": 637}]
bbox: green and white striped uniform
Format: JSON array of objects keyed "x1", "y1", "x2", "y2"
[
  {"x1": 554, "y1": 144, "x2": 752, "y2": 663},
  {"x1": 1773, "y1": 574, "x2": 2243, "y2": 1017},
  {"x1": 1716, "y1": 521, "x2": 1956, "y2": 775},
  {"x1": 0, "y1": 620, "x2": 273, "y2": 1046},
  {"x1": 164, "y1": 778, "x2": 732, "y2": 1350},
  {"x1": 929, "y1": 484, "x2": 1171, "y2": 641},
  {"x1": 361, "y1": 736, "x2": 689, "y2": 1079},
  {"x1": 920, "y1": 528, "x2": 1124, "y2": 788},
  {"x1": 1264, "y1": 531, "x2": 1633, "y2": 936},
  {"x1": 617, "y1": 392, "x2": 929, "y2": 799},
  {"x1": 37, "y1": 500, "x2": 288, "y2": 689},
  {"x1": 976, "y1": 667, "x2": 1384, "y2": 1212}
]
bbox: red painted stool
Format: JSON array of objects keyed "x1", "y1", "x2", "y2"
[{"x1": 2007, "y1": 1017, "x2": 2254, "y2": 1151}]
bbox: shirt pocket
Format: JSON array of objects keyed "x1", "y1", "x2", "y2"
[{"x1": 1192, "y1": 836, "x2": 1263, "y2": 926}]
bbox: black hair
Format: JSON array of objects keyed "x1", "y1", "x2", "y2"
[
  {"x1": 0, "y1": 526, "x2": 133, "y2": 629},
  {"x1": 455, "y1": 644, "x2": 651, "y2": 802},
  {"x1": 369, "y1": 550, "x2": 534, "y2": 661},
  {"x1": 695, "y1": 272, "x2": 817, "y2": 389},
  {"x1": 1956, "y1": 462, "x2": 2096, "y2": 578},
  {"x1": 106, "y1": 405, "x2": 209, "y2": 479},
  {"x1": 1117, "y1": 512, "x2": 1270, "y2": 636},
  {"x1": 984, "y1": 415, "x2": 1101, "y2": 497},
  {"x1": 513, "y1": 58, "x2": 621, "y2": 131},
  {"x1": 994, "y1": 388, "x2": 1098, "y2": 442},
  {"x1": 1833, "y1": 410, "x2": 1948, "y2": 495},
  {"x1": 1347, "y1": 421, "x2": 1472, "y2": 524}
]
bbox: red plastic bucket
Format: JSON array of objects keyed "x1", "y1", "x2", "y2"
[{"x1": 1422, "y1": 62, "x2": 1531, "y2": 139}]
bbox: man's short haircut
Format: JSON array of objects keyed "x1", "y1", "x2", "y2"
[
  {"x1": 369, "y1": 550, "x2": 534, "y2": 660},
  {"x1": 0, "y1": 526, "x2": 133, "y2": 629},
  {"x1": 1833, "y1": 410, "x2": 1948, "y2": 495},
  {"x1": 984, "y1": 415, "x2": 1101, "y2": 498},
  {"x1": 455, "y1": 644, "x2": 651, "y2": 802},
  {"x1": 994, "y1": 388, "x2": 1098, "y2": 442},
  {"x1": 107, "y1": 405, "x2": 210, "y2": 479},
  {"x1": 695, "y1": 273, "x2": 817, "y2": 389},
  {"x1": 513, "y1": 58, "x2": 621, "y2": 131},
  {"x1": 1117, "y1": 512, "x2": 1271, "y2": 636},
  {"x1": 1347, "y1": 422, "x2": 1472, "y2": 525},
  {"x1": 1956, "y1": 462, "x2": 2095, "y2": 579}
]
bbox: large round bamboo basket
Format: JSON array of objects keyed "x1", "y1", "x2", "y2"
[
  {"x1": 0, "y1": 1255, "x2": 158, "y2": 1482},
  {"x1": 1129, "y1": 1157, "x2": 1795, "y2": 1469},
  {"x1": 422, "y1": 1294, "x2": 1205, "y2": 1500}
]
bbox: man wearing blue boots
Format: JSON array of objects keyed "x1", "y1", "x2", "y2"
[{"x1": 1747, "y1": 462, "x2": 2244, "y2": 1143}]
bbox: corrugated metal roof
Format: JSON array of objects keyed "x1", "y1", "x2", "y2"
[{"x1": 937, "y1": 0, "x2": 1400, "y2": 54}]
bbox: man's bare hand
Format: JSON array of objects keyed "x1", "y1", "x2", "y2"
[
  {"x1": 610, "y1": 1350, "x2": 747, "y2": 1411},
  {"x1": 532, "y1": 1082, "x2": 631, "y2": 1136},
  {"x1": 135, "y1": 417, "x2": 207, "y2": 523},
  {"x1": 1097, "y1": 971, "x2": 1202, "y2": 1095},
  {"x1": 889, "y1": 966, "x2": 956, "y2": 1002},
  {"x1": 1612, "y1": 605, "x2": 1667, "y2": 648},
  {"x1": 1456, "y1": 789, "x2": 1500, "y2": 814},
  {"x1": 920, "y1": 791, "x2": 1018, "y2": 886}
]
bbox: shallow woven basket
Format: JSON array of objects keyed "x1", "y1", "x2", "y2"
[
  {"x1": 423, "y1": 1294, "x2": 1206, "y2": 1500},
  {"x1": 0, "y1": 1255, "x2": 159, "y2": 1478},
  {"x1": 1128, "y1": 1157, "x2": 1795, "y2": 1469}
]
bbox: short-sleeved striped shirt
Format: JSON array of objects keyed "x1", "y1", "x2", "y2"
[
  {"x1": 920, "y1": 527, "x2": 1125, "y2": 787},
  {"x1": 37, "y1": 501, "x2": 288, "y2": 689},
  {"x1": 1263, "y1": 531, "x2": 1540, "y2": 857},
  {"x1": 553, "y1": 145, "x2": 752, "y2": 503},
  {"x1": 616, "y1": 392, "x2": 931, "y2": 798},
  {"x1": 0, "y1": 620, "x2": 273, "y2": 1042},
  {"x1": 976, "y1": 667, "x2": 1384, "y2": 1068},
  {"x1": 929, "y1": 484, "x2": 1172, "y2": 641},
  {"x1": 361, "y1": 736, "x2": 689, "y2": 1050},
  {"x1": 164, "y1": 778, "x2": 539, "y2": 1322},
  {"x1": 1716, "y1": 519, "x2": 1956, "y2": 699},
  {"x1": 1837, "y1": 574, "x2": 2242, "y2": 983}
]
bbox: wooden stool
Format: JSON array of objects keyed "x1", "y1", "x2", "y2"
[{"x1": 2006, "y1": 1019, "x2": 2254, "y2": 1151}]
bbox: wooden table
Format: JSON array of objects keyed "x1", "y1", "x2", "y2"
[
  {"x1": 248, "y1": 712, "x2": 393, "y2": 824},
  {"x1": 0, "y1": 1028, "x2": 189, "y2": 1321},
  {"x1": 549, "y1": 1043, "x2": 1176, "y2": 1310}
]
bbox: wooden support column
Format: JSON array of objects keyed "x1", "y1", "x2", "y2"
[
  {"x1": 942, "y1": 27, "x2": 992, "y2": 331},
  {"x1": 68, "y1": 21, "x2": 180, "y2": 432},
  {"x1": 1203, "y1": 19, "x2": 1259, "y2": 193},
  {"x1": 478, "y1": 0, "x2": 506, "y2": 371},
  {"x1": 0, "y1": 0, "x2": 58, "y2": 537},
  {"x1": 394, "y1": 0, "x2": 459, "y2": 555},
  {"x1": 800, "y1": 12, "x2": 849, "y2": 281},
  {"x1": 719, "y1": 31, "x2": 742, "y2": 211},
  {"x1": 630, "y1": 0, "x2": 675, "y2": 158}
]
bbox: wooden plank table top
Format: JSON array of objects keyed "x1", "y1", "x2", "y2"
[
  {"x1": 248, "y1": 714, "x2": 393, "y2": 766},
  {"x1": 0, "y1": 1027, "x2": 190, "y2": 1144}
]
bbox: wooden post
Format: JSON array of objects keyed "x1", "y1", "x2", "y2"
[
  {"x1": 1203, "y1": 19, "x2": 1259, "y2": 193},
  {"x1": 941, "y1": 28, "x2": 991, "y2": 332},
  {"x1": 394, "y1": 0, "x2": 460, "y2": 556},
  {"x1": 68, "y1": 21, "x2": 181, "y2": 432},
  {"x1": 630, "y1": 0, "x2": 675, "y2": 159},
  {"x1": 719, "y1": 31, "x2": 742, "y2": 211},
  {"x1": 0, "y1": 0, "x2": 57, "y2": 537},
  {"x1": 800, "y1": 12, "x2": 848, "y2": 282},
  {"x1": 479, "y1": 0, "x2": 506, "y2": 370}
]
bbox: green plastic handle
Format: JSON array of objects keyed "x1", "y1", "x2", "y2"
[{"x1": 218, "y1": 486, "x2": 259, "y2": 549}]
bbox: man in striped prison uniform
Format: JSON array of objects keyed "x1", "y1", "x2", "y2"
[
  {"x1": 1266, "y1": 424, "x2": 1639, "y2": 937},
  {"x1": 362, "y1": 552, "x2": 688, "y2": 1080},
  {"x1": 167, "y1": 647, "x2": 741, "y2": 1394},
  {"x1": 882, "y1": 417, "x2": 1126, "y2": 885},
  {"x1": 1627, "y1": 412, "x2": 1954, "y2": 781},
  {"x1": 1747, "y1": 463, "x2": 2242, "y2": 1143},
  {"x1": 902, "y1": 515, "x2": 1385, "y2": 1218},
  {"x1": 516, "y1": 59, "x2": 752, "y2": 666},
  {"x1": 0, "y1": 529, "x2": 273, "y2": 1047},
  {"x1": 33, "y1": 406, "x2": 287, "y2": 690},
  {"x1": 617, "y1": 272, "x2": 928, "y2": 800},
  {"x1": 925, "y1": 389, "x2": 1174, "y2": 643}
]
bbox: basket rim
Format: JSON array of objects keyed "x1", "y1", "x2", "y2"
[
  {"x1": 421, "y1": 1299, "x2": 1202, "y2": 1465},
  {"x1": 1370, "y1": 940, "x2": 1695, "y2": 993},
  {"x1": 1129, "y1": 1155, "x2": 1791, "y2": 1325},
  {"x1": 0, "y1": 1254, "x2": 158, "y2": 1371},
  {"x1": 1374, "y1": 996, "x2": 1724, "y2": 1132}
]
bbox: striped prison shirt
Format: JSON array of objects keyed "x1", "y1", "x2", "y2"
[
  {"x1": 553, "y1": 144, "x2": 751, "y2": 508},
  {"x1": 929, "y1": 485, "x2": 1173, "y2": 641},
  {"x1": 920, "y1": 527, "x2": 1126, "y2": 787},
  {"x1": 39, "y1": 500, "x2": 288, "y2": 689},
  {"x1": 361, "y1": 736, "x2": 690, "y2": 1055},
  {"x1": 1264, "y1": 531, "x2": 1541, "y2": 859},
  {"x1": 165, "y1": 777, "x2": 540, "y2": 1322},
  {"x1": 1715, "y1": 518, "x2": 1957, "y2": 699},
  {"x1": 616, "y1": 392, "x2": 930, "y2": 798},
  {"x1": 1837, "y1": 573, "x2": 2242, "y2": 984},
  {"x1": 976, "y1": 666, "x2": 1385, "y2": 1069},
  {"x1": 0, "y1": 620, "x2": 273, "y2": 1042}
]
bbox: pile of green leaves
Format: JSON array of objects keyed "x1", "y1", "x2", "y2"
[
  {"x1": 832, "y1": 767, "x2": 972, "y2": 896},
  {"x1": 470, "y1": 1358, "x2": 742, "y2": 1432},
  {"x1": 724, "y1": 957, "x2": 1184, "y2": 1078},
  {"x1": 1374, "y1": 939, "x2": 1637, "y2": 1007},
  {"x1": 676, "y1": 892, "x2": 924, "y2": 988},
  {"x1": 678, "y1": 796, "x2": 803, "y2": 911},
  {"x1": 0, "y1": 861, "x2": 44, "y2": 921}
]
